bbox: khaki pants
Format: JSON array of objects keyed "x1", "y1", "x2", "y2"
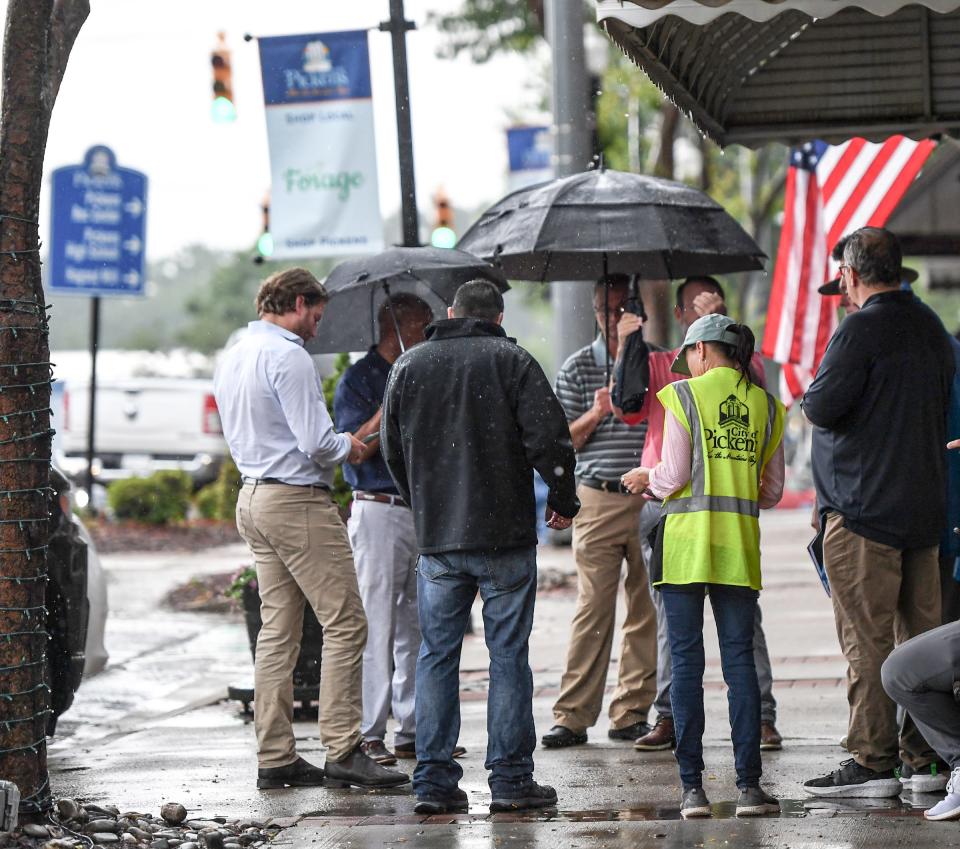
[
  {"x1": 823, "y1": 512, "x2": 940, "y2": 771},
  {"x1": 236, "y1": 482, "x2": 368, "y2": 767},
  {"x1": 552, "y1": 484, "x2": 658, "y2": 732}
]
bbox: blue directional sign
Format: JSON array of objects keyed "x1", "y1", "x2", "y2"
[{"x1": 49, "y1": 145, "x2": 148, "y2": 297}]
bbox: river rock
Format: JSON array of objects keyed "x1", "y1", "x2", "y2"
[
  {"x1": 150, "y1": 840, "x2": 170, "y2": 849},
  {"x1": 86, "y1": 819, "x2": 120, "y2": 834},
  {"x1": 181, "y1": 843, "x2": 199, "y2": 849},
  {"x1": 121, "y1": 834, "x2": 137, "y2": 845},
  {"x1": 23, "y1": 824, "x2": 51, "y2": 838},
  {"x1": 92, "y1": 834, "x2": 120, "y2": 845},
  {"x1": 204, "y1": 835, "x2": 224, "y2": 849},
  {"x1": 42, "y1": 841, "x2": 76, "y2": 849},
  {"x1": 161, "y1": 804, "x2": 187, "y2": 826},
  {"x1": 55, "y1": 799, "x2": 81, "y2": 822}
]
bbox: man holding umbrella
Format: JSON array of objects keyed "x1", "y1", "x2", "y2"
[
  {"x1": 542, "y1": 273, "x2": 659, "y2": 749},
  {"x1": 334, "y1": 293, "x2": 439, "y2": 766}
]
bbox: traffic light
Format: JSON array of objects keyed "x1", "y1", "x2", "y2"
[
  {"x1": 430, "y1": 189, "x2": 456, "y2": 249},
  {"x1": 211, "y1": 32, "x2": 237, "y2": 123}
]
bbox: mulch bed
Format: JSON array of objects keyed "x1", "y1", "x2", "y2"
[
  {"x1": 86, "y1": 519, "x2": 242, "y2": 554},
  {"x1": 164, "y1": 570, "x2": 240, "y2": 614}
]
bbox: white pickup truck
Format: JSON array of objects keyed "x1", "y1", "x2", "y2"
[{"x1": 56, "y1": 377, "x2": 228, "y2": 486}]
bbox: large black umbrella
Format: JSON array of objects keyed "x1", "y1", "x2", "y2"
[
  {"x1": 457, "y1": 167, "x2": 766, "y2": 281},
  {"x1": 306, "y1": 246, "x2": 509, "y2": 355}
]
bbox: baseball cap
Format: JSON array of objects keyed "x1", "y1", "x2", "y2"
[
  {"x1": 671, "y1": 314, "x2": 740, "y2": 376},
  {"x1": 818, "y1": 266, "x2": 918, "y2": 296}
]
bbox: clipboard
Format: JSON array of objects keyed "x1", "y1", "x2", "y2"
[{"x1": 807, "y1": 525, "x2": 831, "y2": 598}]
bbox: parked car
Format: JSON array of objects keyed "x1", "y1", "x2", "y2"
[
  {"x1": 46, "y1": 467, "x2": 108, "y2": 736},
  {"x1": 56, "y1": 377, "x2": 227, "y2": 488}
]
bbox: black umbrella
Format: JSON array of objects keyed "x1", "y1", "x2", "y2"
[
  {"x1": 306, "y1": 246, "x2": 509, "y2": 355},
  {"x1": 457, "y1": 167, "x2": 766, "y2": 281},
  {"x1": 458, "y1": 166, "x2": 766, "y2": 380}
]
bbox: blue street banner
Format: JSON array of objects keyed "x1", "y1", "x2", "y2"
[
  {"x1": 506, "y1": 126, "x2": 551, "y2": 192},
  {"x1": 49, "y1": 145, "x2": 148, "y2": 297},
  {"x1": 258, "y1": 31, "x2": 383, "y2": 258}
]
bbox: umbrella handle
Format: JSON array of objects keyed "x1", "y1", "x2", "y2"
[
  {"x1": 603, "y1": 257, "x2": 611, "y2": 384},
  {"x1": 382, "y1": 282, "x2": 406, "y2": 353}
]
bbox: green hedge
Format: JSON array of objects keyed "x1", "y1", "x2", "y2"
[
  {"x1": 194, "y1": 457, "x2": 242, "y2": 521},
  {"x1": 107, "y1": 470, "x2": 193, "y2": 524}
]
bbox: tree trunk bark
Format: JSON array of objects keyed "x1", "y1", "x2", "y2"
[{"x1": 0, "y1": 0, "x2": 87, "y2": 815}]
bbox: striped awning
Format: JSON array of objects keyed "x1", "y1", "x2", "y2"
[{"x1": 597, "y1": 1, "x2": 960, "y2": 147}]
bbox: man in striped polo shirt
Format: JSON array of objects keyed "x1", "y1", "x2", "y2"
[{"x1": 542, "y1": 275, "x2": 658, "y2": 749}]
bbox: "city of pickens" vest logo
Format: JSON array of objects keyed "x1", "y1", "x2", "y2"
[{"x1": 704, "y1": 394, "x2": 758, "y2": 462}]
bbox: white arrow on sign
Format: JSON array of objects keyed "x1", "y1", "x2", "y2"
[
  {"x1": 123, "y1": 271, "x2": 141, "y2": 286},
  {"x1": 124, "y1": 198, "x2": 144, "y2": 217},
  {"x1": 123, "y1": 235, "x2": 142, "y2": 254}
]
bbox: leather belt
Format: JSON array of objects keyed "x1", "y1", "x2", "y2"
[
  {"x1": 353, "y1": 491, "x2": 409, "y2": 508},
  {"x1": 242, "y1": 477, "x2": 330, "y2": 491},
  {"x1": 580, "y1": 477, "x2": 632, "y2": 495}
]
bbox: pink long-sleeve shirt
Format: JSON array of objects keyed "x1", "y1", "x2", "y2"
[
  {"x1": 647, "y1": 408, "x2": 785, "y2": 507},
  {"x1": 623, "y1": 348, "x2": 768, "y2": 468}
]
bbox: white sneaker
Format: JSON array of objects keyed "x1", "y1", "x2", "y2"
[
  {"x1": 925, "y1": 768, "x2": 960, "y2": 821},
  {"x1": 901, "y1": 761, "x2": 949, "y2": 793}
]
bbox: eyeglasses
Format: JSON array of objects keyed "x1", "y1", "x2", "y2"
[
  {"x1": 838, "y1": 264, "x2": 851, "y2": 276},
  {"x1": 594, "y1": 303, "x2": 627, "y2": 318}
]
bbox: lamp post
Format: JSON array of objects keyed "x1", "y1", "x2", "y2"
[{"x1": 545, "y1": 2, "x2": 602, "y2": 368}]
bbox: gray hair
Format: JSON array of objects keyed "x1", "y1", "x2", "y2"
[{"x1": 842, "y1": 227, "x2": 902, "y2": 287}]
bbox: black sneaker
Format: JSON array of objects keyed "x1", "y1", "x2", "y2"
[
  {"x1": 680, "y1": 787, "x2": 711, "y2": 818},
  {"x1": 608, "y1": 720, "x2": 651, "y2": 741},
  {"x1": 490, "y1": 781, "x2": 558, "y2": 812},
  {"x1": 803, "y1": 759, "x2": 902, "y2": 798},
  {"x1": 414, "y1": 788, "x2": 468, "y2": 815}
]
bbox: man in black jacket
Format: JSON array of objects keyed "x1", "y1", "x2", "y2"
[
  {"x1": 381, "y1": 279, "x2": 579, "y2": 815},
  {"x1": 801, "y1": 227, "x2": 954, "y2": 799}
]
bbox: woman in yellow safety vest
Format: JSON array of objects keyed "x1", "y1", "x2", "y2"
[{"x1": 621, "y1": 313, "x2": 786, "y2": 820}]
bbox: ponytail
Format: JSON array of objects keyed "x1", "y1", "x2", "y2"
[{"x1": 721, "y1": 323, "x2": 756, "y2": 389}]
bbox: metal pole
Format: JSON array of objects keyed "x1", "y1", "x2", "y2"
[
  {"x1": 545, "y1": 0, "x2": 597, "y2": 371},
  {"x1": 85, "y1": 296, "x2": 100, "y2": 510},
  {"x1": 380, "y1": 0, "x2": 420, "y2": 248}
]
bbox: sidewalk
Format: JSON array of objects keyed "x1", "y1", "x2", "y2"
[{"x1": 47, "y1": 510, "x2": 942, "y2": 848}]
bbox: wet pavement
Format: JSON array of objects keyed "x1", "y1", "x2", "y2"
[{"x1": 46, "y1": 510, "x2": 960, "y2": 846}]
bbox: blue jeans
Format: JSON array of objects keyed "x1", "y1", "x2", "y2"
[
  {"x1": 661, "y1": 584, "x2": 762, "y2": 790},
  {"x1": 414, "y1": 546, "x2": 538, "y2": 799}
]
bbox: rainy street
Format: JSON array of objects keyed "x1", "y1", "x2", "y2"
[{"x1": 42, "y1": 508, "x2": 950, "y2": 848}]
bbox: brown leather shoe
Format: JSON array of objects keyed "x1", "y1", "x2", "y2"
[
  {"x1": 760, "y1": 722, "x2": 783, "y2": 751},
  {"x1": 360, "y1": 739, "x2": 397, "y2": 765},
  {"x1": 633, "y1": 716, "x2": 675, "y2": 751}
]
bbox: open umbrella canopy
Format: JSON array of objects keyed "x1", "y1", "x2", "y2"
[
  {"x1": 456, "y1": 168, "x2": 766, "y2": 281},
  {"x1": 307, "y1": 246, "x2": 508, "y2": 354}
]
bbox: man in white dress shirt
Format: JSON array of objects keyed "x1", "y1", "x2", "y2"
[{"x1": 214, "y1": 267, "x2": 409, "y2": 791}]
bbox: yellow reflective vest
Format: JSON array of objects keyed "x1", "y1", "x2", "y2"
[{"x1": 654, "y1": 367, "x2": 785, "y2": 591}]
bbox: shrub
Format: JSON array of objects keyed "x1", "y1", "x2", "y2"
[
  {"x1": 194, "y1": 457, "x2": 241, "y2": 520},
  {"x1": 107, "y1": 470, "x2": 192, "y2": 524},
  {"x1": 322, "y1": 352, "x2": 354, "y2": 514}
]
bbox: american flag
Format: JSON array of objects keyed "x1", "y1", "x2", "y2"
[{"x1": 761, "y1": 137, "x2": 937, "y2": 404}]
